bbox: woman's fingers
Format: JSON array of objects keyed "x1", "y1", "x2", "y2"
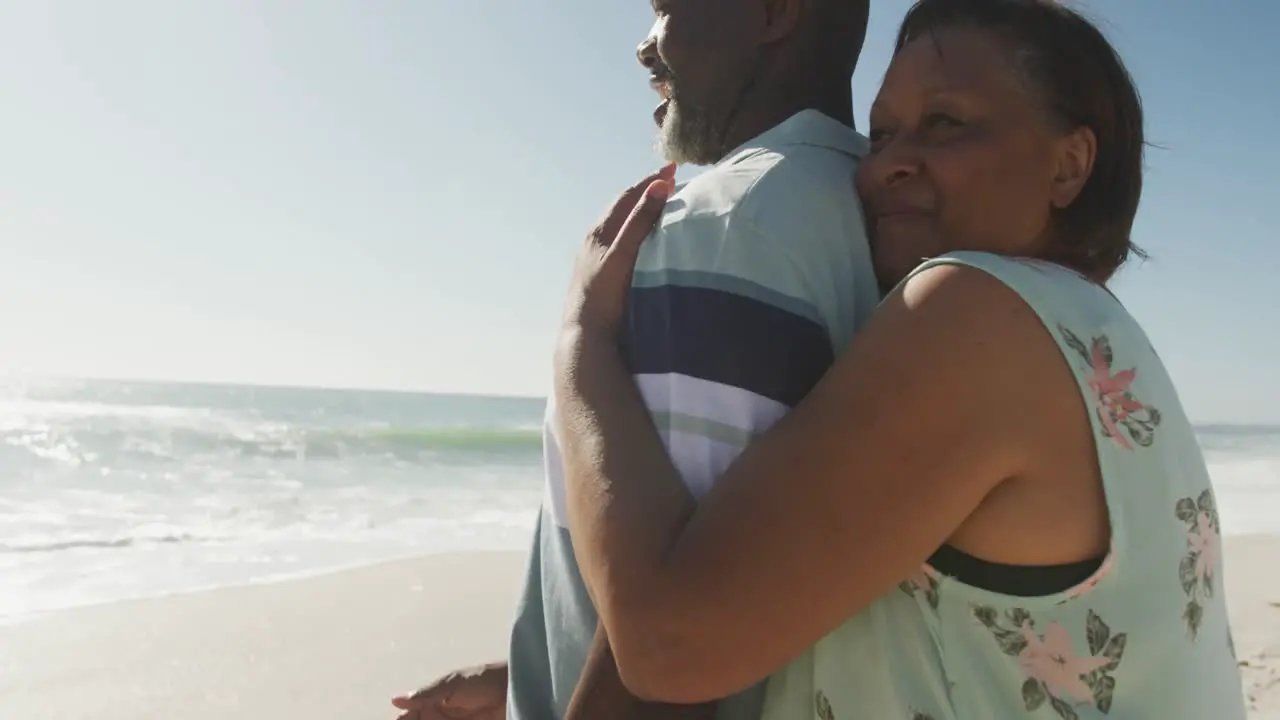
[
  {"x1": 604, "y1": 177, "x2": 671, "y2": 269},
  {"x1": 591, "y1": 163, "x2": 676, "y2": 251}
]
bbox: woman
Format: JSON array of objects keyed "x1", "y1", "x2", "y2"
[{"x1": 554, "y1": 0, "x2": 1247, "y2": 718}]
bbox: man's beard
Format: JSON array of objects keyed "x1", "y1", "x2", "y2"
[
  {"x1": 657, "y1": 84, "x2": 730, "y2": 166},
  {"x1": 656, "y1": 52, "x2": 767, "y2": 167}
]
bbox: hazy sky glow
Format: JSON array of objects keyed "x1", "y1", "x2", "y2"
[{"x1": 1, "y1": 1, "x2": 1275, "y2": 422}]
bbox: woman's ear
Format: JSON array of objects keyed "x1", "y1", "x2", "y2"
[{"x1": 1049, "y1": 125, "x2": 1097, "y2": 209}]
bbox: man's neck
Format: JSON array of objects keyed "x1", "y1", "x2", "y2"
[{"x1": 718, "y1": 78, "x2": 854, "y2": 156}]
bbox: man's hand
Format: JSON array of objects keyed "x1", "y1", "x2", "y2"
[{"x1": 391, "y1": 662, "x2": 508, "y2": 720}]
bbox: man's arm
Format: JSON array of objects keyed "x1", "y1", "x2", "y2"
[
  {"x1": 565, "y1": 622, "x2": 715, "y2": 720},
  {"x1": 391, "y1": 661, "x2": 508, "y2": 718}
]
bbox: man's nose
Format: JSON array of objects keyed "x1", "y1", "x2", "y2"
[{"x1": 636, "y1": 29, "x2": 659, "y2": 70}]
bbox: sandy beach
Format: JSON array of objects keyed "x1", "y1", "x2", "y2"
[
  {"x1": 1, "y1": 539, "x2": 1275, "y2": 719},
  {"x1": 1231, "y1": 537, "x2": 1280, "y2": 717},
  {"x1": 0, "y1": 552, "x2": 526, "y2": 720}
]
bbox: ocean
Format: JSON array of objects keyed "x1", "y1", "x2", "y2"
[{"x1": 1, "y1": 377, "x2": 1277, "y2": 623}]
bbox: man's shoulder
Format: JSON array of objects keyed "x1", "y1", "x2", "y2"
[
  {"x1": 675, "y1": 137, "x2": 865, "y2": 240},
  {"x1": 635, "y1": 142, "x2": 873, "y2": 338},
  {"x1": 645, "y1": 136, "x2": 869, "y2": 275},
  {"x1": 672, "y1": 137, "x2": 866, "y2": 226}
]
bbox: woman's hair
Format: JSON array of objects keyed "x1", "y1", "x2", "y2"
[{"x1": 895, "y1": 0, "x2": 1146, "y2": 282}]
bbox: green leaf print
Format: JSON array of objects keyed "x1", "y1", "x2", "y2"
[
  {"x1": 1085, "y1": 610, "x2": 1111, "y2": 655},
  {"x1": 1124, "y1": 416, "x2": 1157, "y2": 447},
  {"x1": 973, "y1": 604, "x2": 1032, "y2": 654},
  {"x1": 1197, "y1": 489, "x2": 1217, "y2": 527},
  {"x1": 1049, "y1": 694, "x2": 1080, "y2": 720},
  {"x1": 1174, "y1": 498, "x2": 1198, "y2": 522},
  {"x1": 909, "y1": 713, "x2": 936, "y2": 720},
  {"x1": 1022, "y1": 678, "x2": 1047, "y2": 711},
  {"x1": 814, "y1": 690, "x2": 835, "y2": 720},
  {"x1": 1102, "y1": 632, "x2": 1128, "y2": 670},
  {"x1": 972, "y1": 604, "x2": 999, "y2": 629},
  {"x1": 1007, "y1": 607, "x2": 1033, "y2": 628},
  {"x1": 1058, "y1": 325, "x2": 1090, "y2": 361},
  {"x1": 1093, "y1": 674, "x2": 1117, "y2": 714},
  {"x1": 1178, "y1": 554, "x2": 1198, "y2": 595},
  {"x1": 1184, "y1": 599, "x2": 1204, "y2": 639},
  {"x1": 1096, "y1": 335, "x2": 1114, "y2": 366},
  {"x1": 994, "y1": 627, "x2": 1029, "y2": 656}
]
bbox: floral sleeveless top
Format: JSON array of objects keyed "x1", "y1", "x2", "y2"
[{"x1": 756, "y1": 252, "x2": 1246, "y2": 720}]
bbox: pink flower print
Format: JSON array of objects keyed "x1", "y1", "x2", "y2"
[
  {"x1": 1086, "y1": 346, "x2": 1143, "y2": 449},
  {"x1": 1172, "y1": 489, "x2": 1223, "y2": 635},
  {"x1": 1189, "y1": 511, "x2": 1218, "y2": 583},
  {"x1": 1017, "y1": 621, "x2": 1111, "y2": 704},
  {"x1": 1058, "y1": 324, "x2": 1162, "y2": 450},
  {"x1": 975, "y1": 606, "x2": 1127, "y2": 716},
  {"x1": 1176, "y1": 491, "x2": 1221, "y2": 638}
]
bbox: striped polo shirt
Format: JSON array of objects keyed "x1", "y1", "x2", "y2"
[{"x1": 507, "y1": 109, "x2": 878, "y2": 720}]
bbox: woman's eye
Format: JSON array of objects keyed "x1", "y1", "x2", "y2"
[
  {"x1": 867, "y1": 127, "x2": 891, "y2": 146},
  {"x1": 923, "y1": 112, "x2": 964, "y2": 129}
]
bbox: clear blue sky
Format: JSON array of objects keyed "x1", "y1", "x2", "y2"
[{"x1": 0, "y1": 1, "x2": 1274, "y2": 423}]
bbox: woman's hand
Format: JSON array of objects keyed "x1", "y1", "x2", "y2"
[{"x1": 561, "y1": 163, "x2": 676, "y2": 339}]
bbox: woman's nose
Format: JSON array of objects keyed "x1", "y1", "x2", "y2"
[{"x1": 867, "y1": 138, "x2": 922, "y2": 188}]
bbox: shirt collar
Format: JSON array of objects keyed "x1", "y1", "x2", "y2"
[{"x1": 719, "y1": 109, "x2": 868, "y2": 167}]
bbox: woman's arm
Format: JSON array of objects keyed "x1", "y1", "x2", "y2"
[
  {"x1": 565, "y1": 622, "x2": 717, "y2": 720},
  {"x1": 556, "y1": 263, "x2": 1070, "y2": 703}
]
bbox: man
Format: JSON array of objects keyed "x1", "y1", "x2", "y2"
[{"x1": 394, "y1": 0, "x2": 874, "y2": 717}]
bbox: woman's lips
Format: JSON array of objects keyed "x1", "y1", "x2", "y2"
[{"x1": 874, "y1": 210, "x2": 933, "y2": 236}]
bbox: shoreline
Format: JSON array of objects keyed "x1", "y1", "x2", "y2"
[
  {"x1": 8, "y1": 530, "x2": 1277, "y2": 626},
  {"x1": 1, "y1": 539, "x2": 1275, "y2": 718}
]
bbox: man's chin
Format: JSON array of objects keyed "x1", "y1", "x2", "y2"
[
  {"x1": 657, "y1": 114, "x2": 706, "y2": 165},
  {"x1": 658, "y1": 137, "x2": 716, "y2": 167},
  {"x1": 656, "y1": 136, "x2": 683, "y2": 165},
  {"x1": 656, "y1": 104, "x2": 727, "y2": 166},
  {"x1": 656, "y1": 127, "x2": 685, "y2": 165}
]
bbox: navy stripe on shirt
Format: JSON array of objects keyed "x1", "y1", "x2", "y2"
[{"x1": 624, "y1": 284, "x2": 835, "y2": 407}]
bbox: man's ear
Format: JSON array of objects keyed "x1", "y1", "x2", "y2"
[{"x1": 760, "y1": 0, "x2": 804, "y2": 43}]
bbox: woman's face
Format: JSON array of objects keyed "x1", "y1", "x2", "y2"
[{"x1": 857, "y1": 27, "x2": 1095, "y2": 290}]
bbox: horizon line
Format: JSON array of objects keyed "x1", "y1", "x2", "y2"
[{"x1": 0, "y1": 371, "x2": 547, "y2": 402}]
